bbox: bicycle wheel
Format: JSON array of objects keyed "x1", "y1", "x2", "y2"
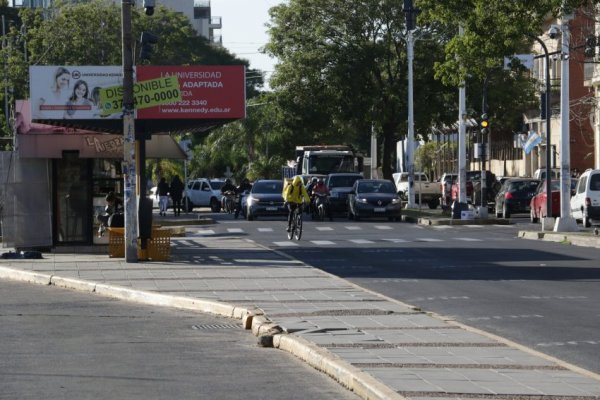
[
  {"x1": 294, "y1": 211, "x2": 303, "y2": 240},
  {"x1": 287, "y1": 212, "x2": 294, "y2": 240}
]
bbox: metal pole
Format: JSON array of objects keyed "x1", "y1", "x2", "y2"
[
  {"x1": 122, "y1": 0, "x2": 138, "y2": 261},
  {"x1": 2, "y1": 15, "x2": 8, "y2": 135},
  {"x1": 555, "y1": 13, "x2": 577, "y2": 231},
  {"x1": 406, "y1": 29, "x2": 416, "y2": 208},
  {"x1": 528, "y1": 34, "x2": 552, "y2": 230},
  {"x1": 458, "y1": 26, "x2": 467, "y2": 206}
]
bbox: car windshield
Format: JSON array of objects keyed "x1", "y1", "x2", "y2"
[
  {"x1": 328, "y1": 175, "x2": 361, "y2": 188},
  {"x1": 211, "y1": 181, "x2": 225, "y2": 190},
  {"x1": 510, "y1": 180, "x2": 539, "y2": 192},
  {"x1": 357, "y1": 181, "x2": 396, "y2": 194},
  {"x1": 252, "y1": 181, "x2": 283, "y2": 194}
]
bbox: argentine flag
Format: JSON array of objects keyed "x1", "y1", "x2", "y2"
[{"x1": 522, "y1": 131, "x2": 542, "y2": 155}]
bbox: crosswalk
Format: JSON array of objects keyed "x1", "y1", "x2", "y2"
[{"x1": 184, "y1": 223, "x2": 513, "y2": 248}]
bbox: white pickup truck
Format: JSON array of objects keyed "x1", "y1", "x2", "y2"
[{"x1": 392, "y1": 172, "x2": 441, "y2": 209}]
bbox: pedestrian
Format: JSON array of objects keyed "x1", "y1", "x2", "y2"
[
  {"x1": 170, "y1": 175, "x2": 184, "y2": 216},
  {"x1": 157, "y1": 177, "x2": 170, "y2": 216}
]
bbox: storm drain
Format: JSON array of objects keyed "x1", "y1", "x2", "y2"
[{"x1": 192, "y1": 323, "x2": 240, "y2": 330}]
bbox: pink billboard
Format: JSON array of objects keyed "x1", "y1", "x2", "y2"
[{"x1": 136, "y1": 65, "x2": 246, "y2": 120}]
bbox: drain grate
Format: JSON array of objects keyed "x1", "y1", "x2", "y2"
[{"x1": 192, "y1": 323, "x2": 240, "y2": 330}]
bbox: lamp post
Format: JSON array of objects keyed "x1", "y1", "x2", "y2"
[{"x1": 528, "y1": 34, "x2": 552, "y2": 230}]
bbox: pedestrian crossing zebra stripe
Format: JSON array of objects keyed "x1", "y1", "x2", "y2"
[{"x1": 349, "y1": 239, "x2": 375, "y2": 244}]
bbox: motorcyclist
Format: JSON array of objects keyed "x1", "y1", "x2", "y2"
[
  {"x1": 283, "y1": 175, "x2": 310, "y2": 233},
  {"x1": 220, "y1": 178, "x2": 236, "y2": 210},
  {"x1": 311, "y1": 178, "x2": 331, "y2": 219},
  {"x1": 306, "y1": 177, "x2": 318, "y2": 197},
  {"x1": 234, "y1": 178, "x2": 253, "y2": 217}
]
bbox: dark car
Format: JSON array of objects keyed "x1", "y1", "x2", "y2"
[
  {"x1": 245, "y1": 179, "x2": 286, "y2": 221},
  {"x1": 347, "y1": 179, "x2": 402, "y2": 221},
  {"x1": 325, "y1": 173, "x2": 363, "y2": 214},
  {"x1": 494, "y1": 178, "x2": 540, "y2": 218}
]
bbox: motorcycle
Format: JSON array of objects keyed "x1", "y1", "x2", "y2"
[
  {"x1": 222, "y1": 191, "x2": 236, "y2": 214},
  {"x1": 311, "y1": 193, "x2": 331, "y2": 221}
]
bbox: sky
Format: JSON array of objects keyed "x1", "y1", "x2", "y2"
[{"x1": 210, "y1": 0, "x2": 282, "y2": 86}]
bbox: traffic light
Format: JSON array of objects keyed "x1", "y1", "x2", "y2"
[
  {"x1": 402, "y1": 0, "x2": 420, "y2": 31},
  {"x1": 143, "y1": 0, "x2": 155, "y2": 16},
  {"x1": 480, "y1": 113, "x2": 489, "y2": 135},
  {"x1": 139, "y1": 31, "x2": 158, "y2": 63},
  {"x1": 585, "y1": 35, "x2": 597, "y2": 58}
]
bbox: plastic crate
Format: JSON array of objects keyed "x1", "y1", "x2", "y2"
[{"x1": 108, "y1": 227, "x2": 171, "y2": 261}]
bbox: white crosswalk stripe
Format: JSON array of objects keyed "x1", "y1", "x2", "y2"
[
  {"x1": 273, "y1": 241, "x2": 300, "y2": 247},
  {"x1": 415, "y1": 238, "x2": 443, "y2": 242},
  {"x1": 382, "y1": 238, "x2": 409, "y2": 243},
  {"x1": 258, "y1": 228, "x2": 274, "y2": 232},
  {"x1": 345, "y1": 226, "x2": 361, "y2": 230},
  {"x1": 349, "y1": 239, "x2": 375, "y2": 244},
  {"x1": 315, "y1": 226, "x2": 334, "y2": 231},
  {"x1": 311, "y1": 240, "x2": 336, "y2": 245},
  {"x1": 456, "y1": 237, "x2": 483, "y2": 241},
  {"x1": 374, "y1": 225, "x2": 393, "y2": 230},
  {"x1": 196, "y1": 229, "x2": 215, "y2": 235},
  {"x1": 227, "y1": 228, "x2": 244, "y2": 233}
]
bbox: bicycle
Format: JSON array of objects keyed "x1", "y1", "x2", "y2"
[{"x1": 287, "y1": 203, "x2": 304, "y2": 240}]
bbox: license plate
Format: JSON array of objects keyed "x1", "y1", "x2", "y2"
[
  {"x1": 374, "y1": 207, "x2": 386, "y2": 212},
  {"x1": 266, "y1": 207, "x2": 277, "y2": 211}
]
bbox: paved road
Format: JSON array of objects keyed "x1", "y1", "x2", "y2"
[
  {"x1": 204, "y1": 214, "x2": 600, "y2": 375},
  {"x1": 0, "y1": 280, "x2": 359, "y2": 400}
]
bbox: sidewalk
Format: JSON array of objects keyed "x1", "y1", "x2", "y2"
[{"x1": 2, "y1": 219, "x2": 600, "y2": 399}]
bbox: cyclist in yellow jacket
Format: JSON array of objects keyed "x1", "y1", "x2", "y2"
[{"x1": 283, "y1": 175, "x2": 311, "y2": 232}]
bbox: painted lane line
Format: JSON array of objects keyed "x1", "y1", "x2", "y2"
[
  {"x1": 227, "y1": 228, "x2": 244, "y2": 233},
  {"x1": 315, "y1": 227, "x2": 334, "y2": 231},
  {"x1": 455, "y1": 237, "x2": 483, "y2": 241},
  {"x1": 432, "y1": 225, "x2": 453, "y2": 229},
  {"x1": 345, "y1": 226, "x2": 362, "y2": 230},
  {"x1": 374, "y1": 225, "x2": 393, "y2": 230},
  {"x1": 258, "y1": 228, "x2": 274, "y2": 232}
]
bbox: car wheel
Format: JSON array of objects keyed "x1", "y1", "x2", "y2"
[
  {"x1": 502, "y1": 204, "x2": 510, "y2": 219},
  {"x1": 210, "y1": 198, "x2": 221, "y2": 213},
  {"x1": 530, "y1": 209, "x2": 539, "y2": 223}
]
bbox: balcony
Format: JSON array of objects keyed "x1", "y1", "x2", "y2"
[{"x1": 210, "y1": 16, "x2": 222, "y2": 29}]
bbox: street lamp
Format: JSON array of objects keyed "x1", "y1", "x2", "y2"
[{"x1": 527, "y1": 34, "x2": 552, "y2": 230}]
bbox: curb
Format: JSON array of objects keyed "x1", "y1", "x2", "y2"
[{"x1": 519, "y1": 230, "x2": 600, "y2": 249}]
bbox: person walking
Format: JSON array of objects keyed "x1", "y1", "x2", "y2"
[
  {"x1": 157, "y1": 177, "x2": 170, "y2": 216},
  {"x1": 170, "y1": 175, "x2": 184, "y2": 216}
]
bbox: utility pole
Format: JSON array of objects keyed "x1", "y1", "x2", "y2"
[
  {"x1": 555, "y1": 8, "x2": 577, "y2": 232},
  {"x1": 457, "y1": 26, "x2": 467, "y2": 208},
  {"x1": 121, "y1": 0, "x2": 138, "y2": 261},
  {"x1": 403, "y1": 0, "x2": 419, "y2": 209}
]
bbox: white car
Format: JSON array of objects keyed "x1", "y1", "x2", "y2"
[
  {"x1": 183, "y1": 178, "x2": 225, "y2": 212},
  {"x1": 570, "y1": 168, "x2": 600, "y2": 227},
  {"x1": 149, "y1": 186, "x2": 173, "y2": 209}
]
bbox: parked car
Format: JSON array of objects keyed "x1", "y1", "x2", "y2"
[
  {"x1": 347, "y1": 179, "x2": 402, "y2": 221},
  {"x1": 149, "y1": 186, "x2": 173, "y2": 209},
  {"x1": 393, "y1": 171, "x2": 441, "y2": 209},
  {"x1": 245, "y1": 179, "x2": 286, "y2": 221},
  {"x1": 452, "y1": 170, "x2": 499, "y2": 207},
  {"x1": 494, "y1": 178, "x2": 540, "y2": 218},
  {"x1": 325, "y1": 172, "x2": 363, "y2": 214},
  {"x1": 533, "y1": 168, "x2": 560, "y2": 180},
  {"x1": 530, "y1": 178, "x2": 578, "y2": 222},
  {"x1": 183, "y1": 178, "x2": 225, "y2": 212},
  {"x1": 570, "y1": 168, "x2": 600, "y2": 227}
]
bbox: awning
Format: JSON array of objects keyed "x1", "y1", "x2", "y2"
[{"x1": 18, "y1": 133, "x2": 187, "y2": 159}]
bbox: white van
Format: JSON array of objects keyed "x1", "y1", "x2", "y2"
[
  {"x1": 533, "y1": 168, "x2": 560, "y2": 180},
  {"x1": 570, "y1": 168, "x2": 600, "y2": 227}
]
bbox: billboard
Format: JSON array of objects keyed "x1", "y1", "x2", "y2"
[
  {"x1": 30, "y1": 65, "x2": 246, "y2": 121},
  {"x1": 136, "y1": 65, "x2": 246, "y2": 119},
  {"x1": 29, "y1": 66, "x2": 124, "y2": 120}
]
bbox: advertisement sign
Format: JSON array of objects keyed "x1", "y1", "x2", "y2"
[
  {"x1": 29, "y1": 66, "x2": 124, "y2": 120},
  {"x1": 29, "y1": 65, "x2": 246, "y2": 122},
  {"x1": 99, "y1": 75, "x2": 182, "y2": 115},
  {"x1": 136, "y1": 65, "x2": 246, "y2": 119}
]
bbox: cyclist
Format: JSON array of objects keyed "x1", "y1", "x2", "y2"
[{"x1": 283, "y1": 175, "x2": 310, "y2": 233}]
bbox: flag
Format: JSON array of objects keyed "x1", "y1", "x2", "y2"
[{"x1": 522, "y1": 131, "x2": 542, "y2": 155}]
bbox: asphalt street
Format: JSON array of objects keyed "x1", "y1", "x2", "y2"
[
  {"x1": 207, "y1": 213, "x2": 600, "y2": 375},
  {"x1": 0, "y1": 279, "x2": 359, "y2": 400}
]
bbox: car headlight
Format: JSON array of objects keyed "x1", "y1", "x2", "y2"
[
  {"x1": 392, "y1": 197, "x2": 401, "y2": 204},
  {"x1": 357, "y1": 197, "x2": 368, "y2": 204}
]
